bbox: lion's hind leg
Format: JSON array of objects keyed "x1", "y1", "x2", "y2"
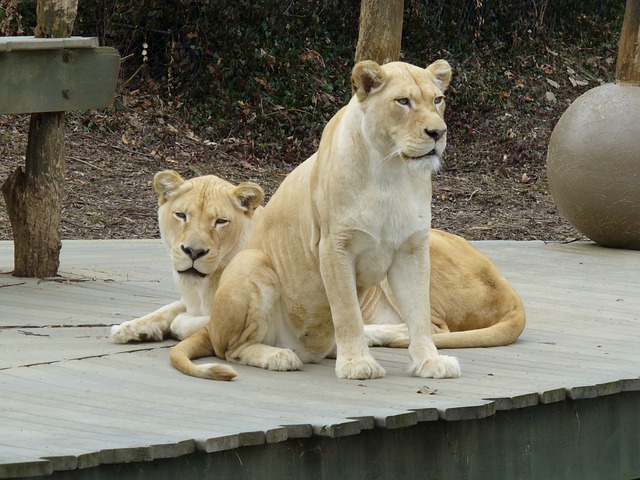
[
  {"x1": 227, "y1": 343, "x2": 303, "y2": 371},
  {"x1": 211, "y1": 249, "x2": 303, "y2": 373}
]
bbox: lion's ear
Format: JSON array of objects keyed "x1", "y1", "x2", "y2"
[
  {"x1": 233, "y1": 182, "x2": 264, "y2": 215},
  {"x1": 153, "y1": 170, "x2": 185, "y2": 205},
  {"x1": 351, "y1": 61, "x2": 386, "y2": 101},
  {"x1": 426, "y1": 59, "x2": 452, "y2": 92}
]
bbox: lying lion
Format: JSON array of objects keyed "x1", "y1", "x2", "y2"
[
  {"x1": 111, "y1": 170, "x2": 264, "y2": 345},
  {"x1": 168, "y1": 59, "x2": 472, "y2": 382},
  {"x1": 361, "y1": 229, "x2": 525, "y2": 350},
  {"x1": 111, "y1": 171, "x2": 525, "y2": 358}
]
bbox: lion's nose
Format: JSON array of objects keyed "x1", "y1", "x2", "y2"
[
  {"x1": 181, "y1": 245, "x2": 209, "y2": 260},
  {"x1": 426, "y1": 128, "x2": 446, "y2": 141}
]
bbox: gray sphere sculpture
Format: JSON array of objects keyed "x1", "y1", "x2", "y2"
[{"x1": 547, "y1": 83, "x2": 640, "y2": 250}]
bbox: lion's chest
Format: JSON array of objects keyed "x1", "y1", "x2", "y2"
[
  {"x1": 348, "y1": 192, "x2": 431, "y2": 288},
  {"x1": 174, "y1": 273, "x2": 216, "y2": 315}
]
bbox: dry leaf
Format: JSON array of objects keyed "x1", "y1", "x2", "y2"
[
  {"x1": 545, "y1": 91, "x2": 557, "y2": 103},
  {"x1": 121, "y1": 134, "x2": 129, "y2": 145},
  {"x1": 521, "y1": 172, "x2": 530, "y2": 183},
  {"x1": 546, "y1": 78, "x2": 560, "y2": 89},
  {"x1": 417, "y1": 386, "x2": 438, "y2": 395}
]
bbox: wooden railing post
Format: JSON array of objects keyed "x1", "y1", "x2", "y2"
[{"x1": 1, "y1": 0, "x2": 78, "y2": 277}]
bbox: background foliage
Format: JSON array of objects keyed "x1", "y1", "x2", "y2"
[
  {"x1": 0, "y1": 0, "x2": 628, "y2": 242},
  {"x1": 2, "y1": 0, "x2": 624, "y2": 158}
]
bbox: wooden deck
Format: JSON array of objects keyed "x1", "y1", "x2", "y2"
[{"x1": 1, "y1": 239, "x2": 639, "y2": 479}]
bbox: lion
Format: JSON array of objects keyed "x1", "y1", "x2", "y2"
[
  {"x1": 361, "y1": 229, "x2": 526, "y2": 350},
  {"x1": 169, "y1": 60, "x2": 464, "y2": 381},
  {"x1": 110, "y1": 170, "x2": 263, "y2": 363},
  {"x1": 110, "y1": 172, "x2": 524, "y2": 358}
]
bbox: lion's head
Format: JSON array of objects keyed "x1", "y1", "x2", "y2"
[
  {"x1": 153, "y1": 170, "x2": 264, "y2": 281},
  {"x1": 350, "y1": 59, "x2": 451, "y2": 172}
]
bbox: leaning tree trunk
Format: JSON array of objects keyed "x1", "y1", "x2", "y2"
[
  {"x1": 616, "y1": 0, "x2": 640, "y2": 85},
  {"x1": 1, "y1": 0, "x2": 78, "y2": 277},
  {"x1": 355, "y1": 0, "x2": 404, "y2": 65}
]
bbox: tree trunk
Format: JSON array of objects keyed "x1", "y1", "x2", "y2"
[
  {"x1": 355, "y1": 0, "x2": 404, "y2": 65},
  {"x1": 34, "y1": 0, "x2": 78, "y2": 38},
  {"x1": 2, "y1": 114, "x2": 66, "y2": 277},
  {"x1": 616, "y1": 0, "x2": 640, "y2": 85},
  {"x1": 1, "y1": 0, "x2": 77, "y2": 277}
]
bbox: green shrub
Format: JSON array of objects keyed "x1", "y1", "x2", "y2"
[{"x1": 70, "y1": 0, "x2": 624, "y2": 157}]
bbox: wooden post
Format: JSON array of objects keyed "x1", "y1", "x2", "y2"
[
  {"x1": 355, "y1": 0, "x2": 404, "y2": 65},
  {"x1": 1, "y1": 0, "x2": 78, "y2": 277},
  {"x1": 616, "y1": 0, "x2": 640, "y2": 85}
]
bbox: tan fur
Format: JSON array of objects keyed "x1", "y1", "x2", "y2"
[
  {"x1": 171, "y1": 60, "x2": 463, "y2": 381},
  {"x1": 361, "y1": 229, "x2": 526, "y2": 349},
  {"x1": 111, "y1": 170, "x2": 263, "y2": 380}
]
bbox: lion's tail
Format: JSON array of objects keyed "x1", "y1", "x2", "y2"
[
  {"x1": 169, "y1": 327, "x2": 238, "y2": 381},
  {"x1": 433, "y1": 305, "x2": 526, "y2": 349}
]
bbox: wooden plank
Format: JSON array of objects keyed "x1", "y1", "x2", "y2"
[
  {"x1": 2, "y1": 375, "x2": 290, "y2": 446},
  {"x1": 622, "y1": 378, "x2": 640, "y2": 391},
  {"x1": 0, "y1": 327, "x2": 173, "y2": 369},
  {"x1": 0, "y1": 454, "x2": 52, "y2": 479},
  {"x1": 1, "y1": 362, "x2": 356, "y2": 450},
  {"x1": 0, "y1": 47, "x2": 120, "y2": 114},
  {"x1": 1, "y1": 239, "x2": 640, "y2": 477},
  {"x1": 0, "y1": 36, "x2": 99, "y2": 52},
  {"x1": 55, "y1": 356, "x2": 418, "y2": 434}
]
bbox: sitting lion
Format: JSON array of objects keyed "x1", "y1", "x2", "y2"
[
  {"x1": 170, "y1": 59, "x2": 465, "y2": 381},
  {"x1": 113, "y1": 62, "x2": 526, "y2": 382},
  {"x1": 110, "y1": 170, "x2": 263, "y2": 350}
]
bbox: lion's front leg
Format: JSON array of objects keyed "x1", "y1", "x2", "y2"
[
  {"x1": 388, "y1": 241, "x2": 461, "y2": 379},
  {"x1": 111, "y1": 300, "x2": 186, "y2": 343},
  {"x1": 319, "y1": 238, "x2": 385, "y2": 380}
]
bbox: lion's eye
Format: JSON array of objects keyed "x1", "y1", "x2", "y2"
[
  {"x1": 396, "y1": 97, "x2": 410, "y2": 107},
  {"x1": 174, "y1": 212, "x2": 187, "y2": 221},
  {"x1": 214, "y1": 218, "x2": 229, "y2": 228},
  {"x1": 434, "y1": 96, "x2": 445, "y2": 106}
]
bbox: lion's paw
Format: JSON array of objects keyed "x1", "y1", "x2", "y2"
[
  {"x1": 336, "y1": 355, "x2": 386, "y2": 380},
  {"x1": 110, "y1": 321, "x2": 165, "y2": 344},
  {"x1": 170, "y1": 315, "x2": 209, "y2": 340},
  {"x1": 263, "y1": 349, "x2": 303, "y2": 371},
  {"x1": 410, "y1": 354, "x2": 461, "y2": 379}
]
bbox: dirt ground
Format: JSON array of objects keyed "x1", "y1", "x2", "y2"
[{"x1": 0, "y1": 75, "x2": 591, "y2": 244}]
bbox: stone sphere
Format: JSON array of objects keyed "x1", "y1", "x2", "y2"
[{"x1": 547, "y1": 83, "x2": 640, "y2": 250}]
